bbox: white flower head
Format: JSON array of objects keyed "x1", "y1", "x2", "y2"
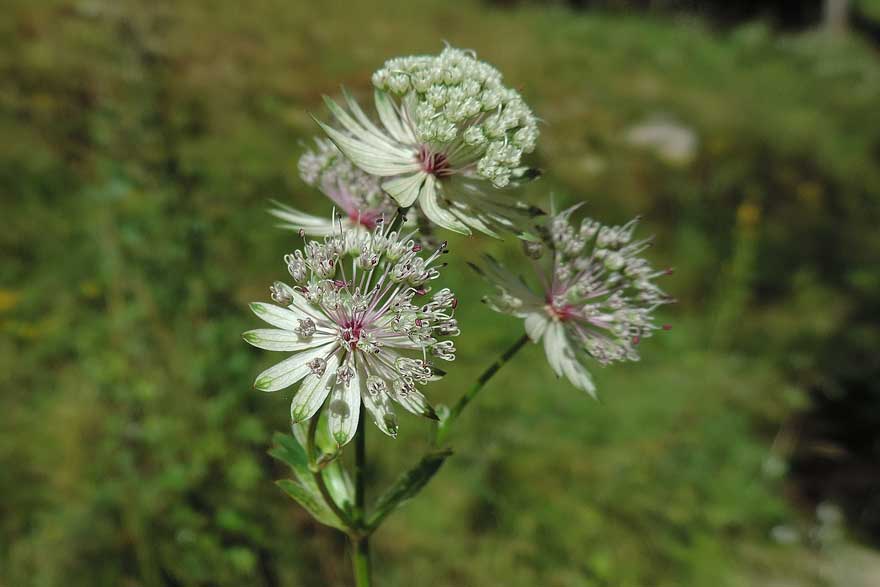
[
  {"x1": 315, "y1": 46, "x2": 542, "y2": 238},
  {"x1": 244, "y1": 215, "x2": 459, "y2": 446},
  {"x1": 474, "y1": 205, "x2": 673, "y2": 397},
  {"x1": 270, "y1": 138, "x2": 398, "y2": 236}
]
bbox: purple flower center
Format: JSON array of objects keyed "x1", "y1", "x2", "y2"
[{"x1": 340, "y1": 322, "x2": 364, "y2": 346}]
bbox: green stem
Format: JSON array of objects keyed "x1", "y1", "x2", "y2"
[
  {"x1": 435, "y1": 333, "x2": 530, "y2": 445},
  {"x1": 355, "y1": 335, "x2": 529, "y2": 544},
  {"x1": 387, "y1": 206, "x2": 410, "y2": 233},
  {"x1": 351, "y1": 403, "x2": 371, "y2": 586},
  {"x1": 351, "y1": 535, "x2": 372, "y2": 587},
  {"x1": 355, "y1": 403, "x2": 367, "y2": 516},
  {"x1": 306, "y1": 408, "x2": 320, "y2": 467},
  {"x1": 365, "y1": 448, "x2": 452, "y2": 532}
]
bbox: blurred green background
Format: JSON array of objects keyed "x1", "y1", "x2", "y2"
[{"x1": 2, "y1": 0, "x2": 880, "y2": 585}]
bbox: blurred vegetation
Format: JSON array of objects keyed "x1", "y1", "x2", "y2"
[
  {"x1": 542, "y1": 0, "x2": 825, "y2": 29},
  {"x1": 1, "y1": 0, "x2": 879, "y2": 586}
]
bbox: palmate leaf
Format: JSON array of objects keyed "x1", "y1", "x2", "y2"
[{"x1": 366, "y1": 448, "x2": 453, "y2": 531}]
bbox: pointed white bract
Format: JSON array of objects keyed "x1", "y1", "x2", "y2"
[
  {"x1": 270, "y1": 138, "x2": 398, "y2": 236},
  {"x1": 244, "y1": 216, "x2": 460, "y2": 446},
  {"x1": 316, "y1": 47, "x2": 542, "y2": 237},
  {"x1": 476, "y1": 206, "x2": 673, "y2": 397}
]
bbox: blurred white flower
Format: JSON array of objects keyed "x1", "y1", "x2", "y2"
[
  {"x1": 770, "y1": 525, "x2": 801, "y2": 545},
  {"x1": 762, "y1": 453, "x2": 788, "y2": 479},
  {"x1": 475, "y1": 205, "x2": 673, "y2": 396},
  {"x1": 270, "y1": 138, "x2": 397, "y2": 236},
  {"x1": 244, "y1": 217, "x2": 459, "y2": 446},
  {"x1": 816, "y1": 502, "x2": 844, "y2": 526},
  {"x1": 624, "y1": 117, "x2": 698, "y2": 165},
  {"x1": 813, "y1": 502, "x2": 845, "y2": 549},
  {"x1": 315, "y1": 46, "x2": 542, "y2": 237}
]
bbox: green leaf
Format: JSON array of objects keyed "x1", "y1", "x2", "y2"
[
  {"x1": 275, "y1": 479, "x2": 347, "y2": 531},
  {"x1": 269, "y1": 431, "x2": 310, "y2": 475},
  {"x1": 269, "y1": 432, "x2": 323, "y2": 495},
  {"x1": 271, "y1": 432, "x2": 352, "y2": 530},
  {"x1": 270, "y1": 429, "x2": 354, "y2": 513},
  {"x1": 366, "y1": 448, "x2": 453, "y2": 531},
  {"x1": 433, "y1": 404, "x2": 455, "y2": 446},
  {"x1": 321, "y1": 460, "x2": 354, "y2": 512}
]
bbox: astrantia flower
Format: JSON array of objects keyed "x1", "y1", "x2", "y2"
[
  {"x1": 270, "y1": 138, "x2": 398, "y2": 236},
  {"x1": 315, "y1": 46, "x2": 542, "y2": 237},
  {"x1": 243, "y1": 217, "x2": 459, "y2": 446},
  {"x1": 475, "y1": 205, "x2": 672, "y2": 397}
]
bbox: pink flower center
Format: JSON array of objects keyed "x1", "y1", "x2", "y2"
[
  {"x1": 547, "y1": 298, "x2": 577, "y2": 322},
  {"x1": 349, "y1": 209, "x2": 380, "y2": 230},
  {"x1": 340, "y1": 321, "x2": 364, "y2": 347},
  {"x1": 418, "y1": 145, "x2": 453, "y2": 177}
]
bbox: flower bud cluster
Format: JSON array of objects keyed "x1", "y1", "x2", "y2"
[
  {"x1": 480, "y1": 206, "x2": 672, "y2": 387},
  {"x1": 279, "y1": 221, "x2": 458, "y2": 365},
  {"x1": 372, "y1": 47, "x2": 539, "y2": 188},
  {"x1": 298, "y1": 139, "x2": 385, "y2": 208},
  {"x1": 547, "y1": 212, "x2": 672, "y2": 364}
]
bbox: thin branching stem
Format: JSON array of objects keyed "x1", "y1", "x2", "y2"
[
  {"x1": 435, "y1": 333, "x2": 530, "y2": 445},
  {"x1": 351, "y1": 404, "x2": 371, "y2": 586}
]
